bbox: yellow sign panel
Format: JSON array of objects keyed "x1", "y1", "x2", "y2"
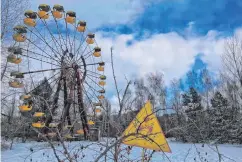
[{"x1": 122, "y1": 101, "x2": 171, "y2": 153}]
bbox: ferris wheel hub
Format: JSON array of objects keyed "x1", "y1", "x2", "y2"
[{"x1": 72, "y1": 63, "x2": 78, "y2": 69}]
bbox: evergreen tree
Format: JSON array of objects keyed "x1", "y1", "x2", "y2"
[
  {"x1": 183, "y1": 87, "x2": 203, "y2": 114},
  {"x1": 227, "y1": 113, "x2": 242, "y2": 144},
  {"x1": 32, "y1": 77, "x2": 52, "y2": 113},
  {"x1": 182, "y1": 87, "x2": 204, "y2": 142},
  {"x1": 209, "y1": 91, "x2": 230, "y2": 143},
  {"x1": 237, "y1": 119, "x2": 242, "y2": 144}
]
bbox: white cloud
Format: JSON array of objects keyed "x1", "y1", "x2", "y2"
[
  {"x1": 89, "y1": 28, "x2": 242, "y2": 109},
  {"x1": 90, "y1": 30, "x2": 225, "y2": 107},
  {"x1": 95, "y1": 29, "x2": 238, "y2": 84}
]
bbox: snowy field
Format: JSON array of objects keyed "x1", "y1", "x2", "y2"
[{"x1": 1, "y1": 138, "x2": 242, "y2": 162}]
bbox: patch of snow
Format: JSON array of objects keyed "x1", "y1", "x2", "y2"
[{"x1": 1, "y1": 139, "x2": 242, "y2": 162}]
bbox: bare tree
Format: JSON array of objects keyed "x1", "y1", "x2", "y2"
[
  {"x1": 110, "y1": 47, "x2": 132, "y2": 119},
  {"x1": 1, "y1": 0, "x2": 30, "y2": 81},
  {"x1": 147, "y1": 72, "x2": 166, "y2": 116},
  {"x1": 222, "y1": 35, "x2": 242, "y2": 87},
  {"x1": 134, "y1": 78, "x2": 148, "y2": 110},
  {"x1": 222, "y1": 35, "x2": 242, "y2": 113},
  {"x1": 201, "y1": 68, "x2": 214, "y2": 109},
  {"x1": 1, "y1": 0, "x2": 29, "y2": 40},
  {"x1": 170, "y1": 79, "x2": 183, "y2": 124}
]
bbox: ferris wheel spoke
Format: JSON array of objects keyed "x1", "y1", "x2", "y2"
[
  {"x1": 26, "y1": 27, "x2": 62, "y2": 59},
  {"x1": 52, "y1": 18, "x2": 67, "y2": 50},
  {"x1": 86, "y1": 69, "x2": 102, "y2": 76},
  {"x1": 75, "y1": 35, "x2": 87, "y2": 57},
  {"x1": 82, "y1": 49, "x2": 95, "y2": 60},
  {"x1": 72, "y1": 21, "x2": 85, "y2": 57},
  {"x1": 82, "y1": 82, "x2": 105, "y2": 111},
  {"x1": 71, "y1": 26, "x2": 78, "y2": 57},
  {"x1": 41, "y1": 76, "x2": 63, "y2": 120},
  {"x1": 64, "y1": 16, "x2": 70, "y2": 53},
  {"x1": 26, "y1": 40, "x2": 61, "y2": 64},
  {"x1": 76, "y1": 32, "x2": 86, "y2": 49},
  {"x1": 60, "y1": 19, "x2": 75, "y2": 64},
  {"x1": 78, "y1": 62, "x2": 101, "y2": 67},
  {"x1": 27, "y1": 27, "x2": 60, "y2": 55},
  {"x1": 45, "y1": 73, "x2": 64, "y2": 126},
  {"x1": 66, "y1": 24, "x2": 75, "y2": 53},
  {"x1": 21, "y1": 48, "x2": 57, "y2": 61},
  {"x1": 25, "y1": 33, "x2": 38, "y2": 91},
  {"x1": 85, "y1": 74, "x2": 105, "y2": 89},
  {"x1": 81, "y1": 84, "x2": 97, "y2": 105},
  {"x1": 48, "y1": 74, "x2": 63, "y2": 95},
  {"x1": 41, "y1": 19, "x2": 64, "y2": 53},
  {"x1": 77, "y1": 25, "x2": 95, "y2": 49},
  {"x1": 83, "y1": 80, "x2": 99, "y2": 95},
  {"x1": 75, "y1": 44, "x2": 89, "y2": 63},
  {"x1": 18, "y1": 52, "x2": 60, "y2": 67},
  {"x1": 81, "y1": 44, "x2": 89, "y2": 56},
  {"x1": 42, "y1": 19, "x2": 64, "y2": 51},
  {"x1": 84, "y1": 52, "x2": 94, "y2": 60},
  {"x1": 21, "y1": 67, "x2": 70, "y2": 75},
  {"x1": 80, "y1": 43, "x2": 95, "y2": 63},
  {"x1": 67, "y1": 32, "x2": 73, "y2": 55},
  {"x1": 86, "y1": 73, "x2": 100, "y2": 79},
  {"x1": 81, "y1": 85, "x2": 97, "y2": 105},
  {"x1": 83, "y1": 44, "x2": 95, "y2": 60},
  {"x1": 27, "y1": 70, "x2": 61, "y2": 95},
  {"x1": 26, "y1": 38, "x2": 62, "y2": 64}
]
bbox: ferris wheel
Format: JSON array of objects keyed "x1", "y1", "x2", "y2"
[{"x1": 7, "y1": 4, "x2": 106, "y2": 140}]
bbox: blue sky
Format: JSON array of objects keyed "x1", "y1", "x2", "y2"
[
  {"x1": 98, "y1": 0, "x2": 242, "y2": 36},
  {"x1": 30, "y1": 0, "x2": 242, "y2": 107}
]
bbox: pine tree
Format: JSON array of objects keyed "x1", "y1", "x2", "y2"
[
  {"x1": 182, "y1": 87, "x2": 204, "y2": 142},
  {"x1": 227, "y1": 112, "x2": 242, "y2": 144},
  {"x1": 237, "y1": 119, "x2": 242, "y2": 144},
  {"x1": 209, "y1": 91, "x2": 230, "y2": 143},
  {"x1": 32, "y1": 77, "x2": 52, "y2": 113}
]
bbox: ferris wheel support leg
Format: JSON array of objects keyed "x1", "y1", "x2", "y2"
[
  {"x1": 44, "y1": 73, "x2": 63, "y2": 134},
  {"x1": 75, "y1": 66, "x2": 89, "y2": 140},
  {"x1": 64, "y1": 84, "x2": 73, "y2": 133},
  {"x1": 60, "y1": 77, "x2": 73, "y2": 134}
]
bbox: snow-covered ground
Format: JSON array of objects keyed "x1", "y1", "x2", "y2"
[{"x1": 1, "y1": 138, "x2": 242, "y2": 162}]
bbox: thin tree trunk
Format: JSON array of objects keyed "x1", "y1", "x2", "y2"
[
  {"x1": 1, "y1": 61, "x2": 8, "y2": 81},
  {"x1": 110, "y1": 47, "x2": 122, "y2": 118}
]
